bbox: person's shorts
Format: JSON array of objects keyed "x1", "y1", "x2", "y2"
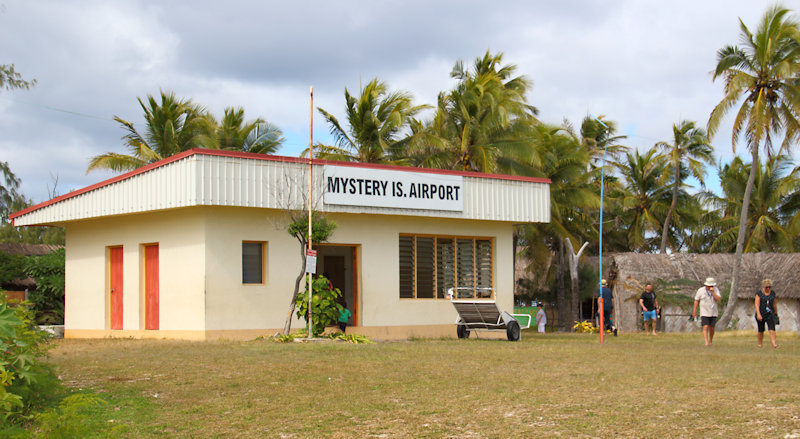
[
  {"x1": 642, "y1": 310, "x2": 657, "y2": 321},
  {"x1": 337, "y1": 322, "x2": 347, "y2": 332},
  {"x1": 756, "y1": 315, "x2": 776, "y2": 332},
  {"x1": 701, "y1": 316, "x2": 717, "y2": 327}
]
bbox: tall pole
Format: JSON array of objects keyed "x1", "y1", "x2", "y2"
[
  {"x1": 596, "y1": 117, "x2": 609, "y2": 344},
  {"x1": 307, "y1": 86, "x2": 314, "y2": 339}
]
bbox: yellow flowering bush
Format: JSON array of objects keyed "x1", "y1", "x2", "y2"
[{"x1": 573, "y1": 320, "x2": 599, "y2": 333}]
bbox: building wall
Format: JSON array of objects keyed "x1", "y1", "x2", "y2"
[
  {"x1": 203, "y1": 206, "x2": 304, "y2": 331},
  {"x1": 65, "y1": 205, "x2": 515, "y2": 340},
  {"x1": 629, "y1": 297, "x2": 799, "y2": 333},
  {"x1": 324, "y1": 212, "x2": 514, "y2": 329},
  {"x1": 64, "y1": 208, "x2": 207, "y2": 334},
  {"x1": 202, "y1": 208, "x2": 514, "y2": 333},
  {"x1": 731, "y1": 299, "x2": 799, "y2": 332}
]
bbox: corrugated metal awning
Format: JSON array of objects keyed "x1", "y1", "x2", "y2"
[{"x1": 11, "y1": 149, "x2": 551, "y2": 226}]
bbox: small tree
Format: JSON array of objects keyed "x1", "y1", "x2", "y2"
[
  {"x1": 283, "y1": 212, "x2": 337, "y2": 334},
  {"x1": 0, "y1": 251, "x2": 26, "y2": 287},
  {"x1": 24, "y1": 248, "x2": 66, "y2": 325},
  {"x1": 295, "y1": 276, "x2": 343, "y2": 337}
]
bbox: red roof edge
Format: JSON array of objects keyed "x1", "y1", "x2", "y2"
[{"x1": 10, "y1": 148, "x2": 551, "y2": 220}]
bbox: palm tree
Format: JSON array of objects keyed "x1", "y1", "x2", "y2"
[
  {"x1": 213, "y1": 107, "x2": 284, "y2": 154},
  {"x1": 538, "y1": 125, "x2": 598, "y2": 327},
  {"x1": 614, "y1": 147, "x2": 672, "y2": 252},
  {"x1": 516, "y1": 123, "x2": 598, "y2": 329},
  {"x1": 426, "y1": 51, "x2": 539, "y2": 172},
  {"x1": 707, "y1": 5, "x2": 800, "y2": 328},
  {"x1": 88, "y1": 91, "x2": 217, "y2": 172},
  {"x1": 579, "y1": 115, "x2": 628, "y2": 168},
  {"x1": 708, "y1": 156, "x2": 800, "y2": 253},
  {"x1": 315, "y1": 78, "x2": 427, "y2": 163},
  {"x1": 656, "y1": 120, "x2": 714, "y2": 253}
]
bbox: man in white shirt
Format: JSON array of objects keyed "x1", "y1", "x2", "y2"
[{"x1": 692, "y1": 277, "x2": 722, "y2": 346}]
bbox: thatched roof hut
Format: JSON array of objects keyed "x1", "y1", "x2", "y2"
[
  {"x1": 0, "y1": 243, "x2": 62, "y2": 256},
  {"x1": 606, "y1": 253, "x2": 800, "y2": 332},
  {"x1": 0, "y1": 243, "x2": 63, "y2": 291},
  {"x1": 514, "y1": 251, "x2": 800, "y2": 331}
]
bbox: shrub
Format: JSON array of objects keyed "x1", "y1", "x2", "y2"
[
  {"x1": 573, "y1": 320, "x2": 599, "y2": 334},
  {"x1": 296, "y1": 276, "x2": 343, "y2": 337},
  {"x1": 0, "y1": 251, "x2": 26, "y2": 287},
  {"x1": 23, "y1": 249, "x2": 65, "y2": 325},
  {"x1": 33, "y1": 393, "x2": 120, "y2": 438},
  {"x1": 0, "y1": 294, "x2": 61, "y2": 422}
]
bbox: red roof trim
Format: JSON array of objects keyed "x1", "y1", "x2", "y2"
[{"x1": 10, "y1": 148, "x2": 550, "y2": 221}]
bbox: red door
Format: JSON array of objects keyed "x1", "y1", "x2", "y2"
[
  {"x1": 145, "y1": 244, "x2": 159, "y2": 330},
  {"x1": 110, "y1": 247, "x2": 123, "y2": 330}
]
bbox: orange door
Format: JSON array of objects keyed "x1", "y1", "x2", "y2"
[
  {"x1": 110, "y1": 247, "x2": 123, "y2": 330},
  {"x1": 145, "y1": 244, "x2": 159, "y2": 330}
]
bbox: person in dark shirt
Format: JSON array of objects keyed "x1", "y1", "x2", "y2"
[
  {"x1": 597, "y1": 279, "x2": 614, "y2": 335},
  {"x1": 755, "y1": 278, "x2": 778, "y2": 348},
  {"x1": 639, "y1": 284, "x2": 660, "y2": 335}
]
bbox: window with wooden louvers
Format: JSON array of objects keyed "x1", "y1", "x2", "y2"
[
  {"x1": 416, "y1": 237, "x2": 435, "y2": 298},
  {"x1": 398, "y1": 236, "x2": 415, "y2": 298},
  {"x1": 436, "y1": 238, "x2": 454, "y2": 299},
  {"x1": 399, "y1": 235, "x2": 493, "y2": 299}
]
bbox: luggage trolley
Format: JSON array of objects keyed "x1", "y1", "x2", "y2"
[{"x1": 448, "y1": 287, "x2": 532, "y2": 341}]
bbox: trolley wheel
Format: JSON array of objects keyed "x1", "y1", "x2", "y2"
[
  {"x1": 506, "y1": 320, "x2": 521, "y2": 341},
  {"x1": 457, "y1": 325, "x2": 470, "y2": 339}
]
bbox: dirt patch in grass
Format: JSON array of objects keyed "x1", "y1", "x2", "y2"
[{"x1": 44, "y1": 332, "x2": 800, "y2": 438}]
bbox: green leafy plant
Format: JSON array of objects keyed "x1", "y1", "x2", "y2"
[
  {"x1": 283, "y1": 212, "x2": 338, "y2": 335},
  {"x1": 33, "y1": 393, "x2": 122, "y2": 438},
  {"x1": 0, "y1": 294, "x2": 60, "y2": 422},
  {"x1": 23, "y1": 249, "x2": 65, "y2": 325},
  {"x1": 269, "y1": 333, "x2": 295, "y2": 343},
  {"x1": 0, "y1": 251, "x2": 26, "y2": 287},
  {"x1": 295, "y1": 276, "x2": 343, "y2": 337},
  {"x1": 328, "y1": 332, "x2": 374, "y2": 344}
]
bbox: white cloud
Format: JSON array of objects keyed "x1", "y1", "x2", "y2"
[{"x1": 0, "y1": 0, "x2": 791, "y2": 203}]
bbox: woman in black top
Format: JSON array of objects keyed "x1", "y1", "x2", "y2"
[{"x1": 755, "y1": 278, "x2": 778, "y2": 348}]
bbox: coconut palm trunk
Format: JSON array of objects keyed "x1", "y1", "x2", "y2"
[
  {"x1": 660, "y1": 164, "x2": 681, "y2": 253},
  {"x1": 717, "y1": 149, "x2": 758, "y2": 329},
  {"x1": 707, "y1": 6, "x2": 800, "y2": 327}
]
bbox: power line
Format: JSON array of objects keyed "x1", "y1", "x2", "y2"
[{"x1": 7, "y1": 97, "x2": 115, "y2": 122}]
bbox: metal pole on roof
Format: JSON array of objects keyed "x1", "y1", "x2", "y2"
[
  {"x1": 307, "y1": 86, "x2": 314, "y2": 340},
  {"x1": 595, "y1": 116, "x2": 609, "y2": 344}
]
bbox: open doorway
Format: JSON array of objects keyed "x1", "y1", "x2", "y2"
[{"x1": 316, "y1": 244, "x2": 358, "y2": 327}]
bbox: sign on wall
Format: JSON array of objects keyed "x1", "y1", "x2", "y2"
[{"x1": 323, "y1": 165, "x2": 464, "y2": 211}]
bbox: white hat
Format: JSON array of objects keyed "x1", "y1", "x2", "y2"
[{"x1": 703, "y1": 277, "x2": 716, "y2": 287}]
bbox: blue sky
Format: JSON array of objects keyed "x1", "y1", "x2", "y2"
[{"x1": 1, "y1": 0, "x2": 790, "y2": 204}]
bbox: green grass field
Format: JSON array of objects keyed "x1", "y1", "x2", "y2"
[{"x1": 40, "y1": 330, "x2": 800, "y2": 438}]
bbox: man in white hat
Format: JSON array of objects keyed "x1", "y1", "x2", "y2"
[{"x1": 692, "y1": 277, "x2": 722, "y2": 346}]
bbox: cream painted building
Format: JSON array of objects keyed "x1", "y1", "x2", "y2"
[{"x1": 11, "y1": 149, "x2": 550, "y2": 340}]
